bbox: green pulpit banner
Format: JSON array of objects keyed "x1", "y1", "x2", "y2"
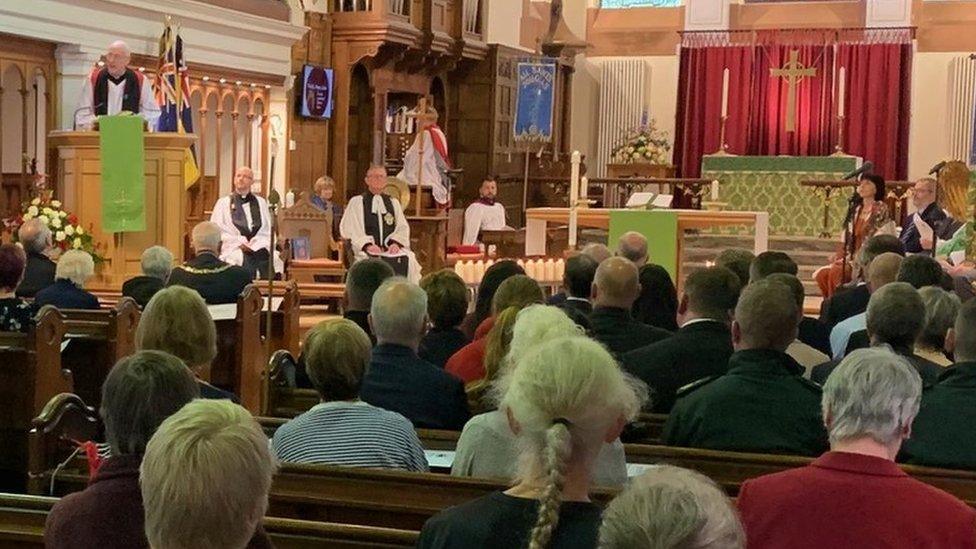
[
  {"x1": 609, "y1": 210, "x2": 679, "y2": 281},
  {"x1": 98, "y1": 115, "x2": 146, "y2": 233}
]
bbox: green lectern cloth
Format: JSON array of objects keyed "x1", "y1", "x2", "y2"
[
  {"x1": 609, "y1": 210, "x2": 679, "y2": 281},
  {"x1": 98, "y1": 115, "x2": 146, "y2": 233}
]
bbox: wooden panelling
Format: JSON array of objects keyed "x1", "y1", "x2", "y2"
[{"x1": 289, "y1": 13, "x2": 333, "y2": 197}]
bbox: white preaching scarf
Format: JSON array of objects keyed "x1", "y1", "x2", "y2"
[
  {"x1": 75, "y1": 70, "x2": 161, "y2": 129},
  {"x1": 397, "y1": 128, "x2": 449, "y2": 205},
  {"x1": 462, "y1": 201, "x2": 508, "y2": 245}
]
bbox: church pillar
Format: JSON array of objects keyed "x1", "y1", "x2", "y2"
[{"x1": 54, "y1": 45, "x2": 101, "y2": 130}]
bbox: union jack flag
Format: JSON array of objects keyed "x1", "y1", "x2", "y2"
[{"x1": 155, "y1": 22, "x2": 200, "y2": 188}]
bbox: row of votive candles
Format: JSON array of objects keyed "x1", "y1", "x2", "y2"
[{"x1": 454, "y1": 258, "x2": 566, "y2": 285}]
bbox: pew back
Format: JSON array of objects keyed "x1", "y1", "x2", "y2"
[{"x1": 211, "y1": 285, "x2": 265, "y2": 413}]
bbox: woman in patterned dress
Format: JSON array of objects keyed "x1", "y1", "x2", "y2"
[
  {"x1": 816, "y1": 175, "x2": 894, "y2": 298},
  {"x1": 0, "y1": 244, "x2": 37, "y2": 332}
]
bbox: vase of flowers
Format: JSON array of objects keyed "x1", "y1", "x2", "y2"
[
  {"x1": 6, "y1": 196, "x2": 102, "y2": 262},
  {"x1": 610, "y1": 118, "x2": 672, "y2": 165}
]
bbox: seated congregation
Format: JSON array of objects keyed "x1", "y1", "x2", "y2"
[{"x1": 0, "y1": 220, "x2": 973, "y2": 549}]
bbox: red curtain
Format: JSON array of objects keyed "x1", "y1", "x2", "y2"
[
  {"x1": 673, "y1": 45, "x2": 754, "y2": 178},
  {"x1": 838, "y1": 43, "x2": 912, "y2": 180},
  {"x1": 749, "y1": 44, "x2": 835, "y2": 157}
]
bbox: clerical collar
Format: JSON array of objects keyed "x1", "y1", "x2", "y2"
[
  {"x1": 106, "y1": 72, "x2": 127, "y2": 85},
  {"x1": 236, "y1": 193, "x2": 255, "y2": 203},
  {"x1": 478, "y1": 197, "x2": 496, "y2": 206}
]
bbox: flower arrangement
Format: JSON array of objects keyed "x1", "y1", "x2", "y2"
[
  {"x1": 610, "y1": 118, "x2": 672, "y2": 165},
  {"x1": 6, "y1": 197, "x2": 102, "y2": 261}
]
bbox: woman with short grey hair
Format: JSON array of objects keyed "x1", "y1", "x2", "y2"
[
  {"x1": 34, "y1": 249, "x2": 100, "y2": 310},
  {"x1": 915, "y1": 286, "x2": 960, "y2": 367},
  {"x1": 122, "y1": 246, "x2": 174, "y2": 307},
  {"x1": 599, "y1": 465, "x2": 744, "y2": 549}
]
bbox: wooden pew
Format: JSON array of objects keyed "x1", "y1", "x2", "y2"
[
  {"x1": 0, "y1": 493, "x2": 419, "y2": 548},
  {"x1": 0, "y1": 307, "x2": 71, "y2": 492},
  {"x1": 26, "y1": 394, "x2": 99, "y2": 496},
  {"x1": 211, "y1": 285, "x2": 265, "y2": 414},
  {"x1": 58, "y1": 299, "x2": 140, "y2": 410},
  {"x1": 265, "y1": 350, "x2": 318, "y2": 418},
  {"x1": 259, "y1": 282, "x2": 301, "y2": 358}
]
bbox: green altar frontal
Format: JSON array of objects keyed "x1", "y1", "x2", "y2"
[{"x1": 701, "y1": 155, "x2": 859, "y2": 237}]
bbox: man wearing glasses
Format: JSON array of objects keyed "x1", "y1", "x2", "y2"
[{"x1": 899, "y1": 178, "x2": 947, "y2": 254}]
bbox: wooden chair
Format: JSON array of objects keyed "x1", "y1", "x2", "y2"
[
  {"x1": 445, "y1": 208, "x2": 483, "y2": 266},
  {"x1": 27, "y1": 393, "x2": 99, "y2": 496},
  {"x1": 0, "y1": 307, "x2": 71, "y2": 491},
  {"x1": 59, "y1": 298, "x2": 141, "y2": 410},
  {"x1": 211, "y1": 285, "x2": 266, "y2": 414},
  {"x1": 280, "y1": 194, "x2": 345, "y2": 284}
]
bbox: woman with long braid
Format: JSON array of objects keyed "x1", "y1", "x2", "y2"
[{"x1": 417, "y1": 336, "x2": 646, "y2": 549}]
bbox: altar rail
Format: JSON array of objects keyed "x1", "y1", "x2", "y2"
[{"x1": 497, "y1": 176, "x2": 714, "y2": 212}]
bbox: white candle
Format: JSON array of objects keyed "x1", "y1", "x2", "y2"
[
  {"x1": 838, "y1": 67, "x2": 846, "y2": 118},
  {"x1": 569, "y1": 151, "x2": 581, "y2": 249},
  {"x1": 711, "y1": 180, "x2": 719, "y2": 201},
  {"x1": 721, "y1": 68, "x2": 730, "y2": 119}
]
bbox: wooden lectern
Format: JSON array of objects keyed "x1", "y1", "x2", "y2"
[{"x1": 48, "y1": 131, "x2": 195, "y2": 289}]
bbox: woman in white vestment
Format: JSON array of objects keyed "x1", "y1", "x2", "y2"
[{"x1": 340, "y1": 166, "x2": 422, "y2": 283}]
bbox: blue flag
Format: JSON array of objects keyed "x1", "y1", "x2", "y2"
[{"x1": 155, "y1": 23, "x2": 200, "y2": 187}]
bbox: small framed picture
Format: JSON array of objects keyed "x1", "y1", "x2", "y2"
[{"x1": 292, "y1": 236, "x2": 310, "y2": 260}]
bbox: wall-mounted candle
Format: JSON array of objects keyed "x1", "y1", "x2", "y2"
[
  {"x1": 721, "y1": 68, "x2": 730, "y2": 119},
  {"x1": 838, "y1": 67, "x2": 846, "y2": 118},
  {"x1": 711, "y1": 180, "x2": 719, "y2": 201},
  {"x1": 580, "y1": 176, "x2": 588, "y2": 201}
]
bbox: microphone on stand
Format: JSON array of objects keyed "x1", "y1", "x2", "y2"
[
  {"x1": 842, "y1": 161, "x2": 874, "y2": 181},
  {"x1": 72, "y1": 103, "x2": 103, "y2": 131}
]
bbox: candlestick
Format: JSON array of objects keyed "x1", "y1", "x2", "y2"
[
  {"x1": 569, "y1": 151, "x2": 581, "y2": 249},
  {"x1": 711, "y1": 180, "x2": 719, "y2": 201},
  {"x1": 721, "y1": 68, "x2": 730, "y2": 119}
]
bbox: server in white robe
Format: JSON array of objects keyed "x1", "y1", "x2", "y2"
[
  {"x1": 396, "y1": 109, "x2": 451, "y2": 207},
  {"x1": 340, "y1": 166, "x2": 422, "y2": 283},
  {"x1": 75, "y1": 41, "x2": 160, "y2": 130},
  {"x1": 463, "y1": 178, "x2": 510, "y2": 245},
  {"x1": 210, "y1": 166, "x2": 283, "y2": 278}
]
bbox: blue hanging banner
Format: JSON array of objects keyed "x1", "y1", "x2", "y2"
[{"x1": 514, "y1": 60, "x2": 557, "y2": 143}]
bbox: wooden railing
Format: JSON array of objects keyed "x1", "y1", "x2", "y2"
[{"x1": 332, "y1": 0, "x2": 410, "y2": 16}]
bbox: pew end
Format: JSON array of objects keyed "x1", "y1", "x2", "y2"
[{"x1": 27, "y1": 394, "x2": 100, "y2": 497}]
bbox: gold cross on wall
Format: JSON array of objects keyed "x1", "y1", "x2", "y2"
[{"x1": 770, "y1": 49, "x2": 817, "y2": 132}]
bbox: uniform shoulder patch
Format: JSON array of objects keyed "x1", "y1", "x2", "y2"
[{"x1": 676, "y1": 375, "x2": 720, "y2": 396}]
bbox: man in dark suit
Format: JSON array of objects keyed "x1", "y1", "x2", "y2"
[
  {"x1": 342, "y1": 258, "x2": 396, "y2": 341},
  {"x1": 360, "y1": 278, "x2": 470, "y2": 430},
  {"x1": 588, "y1": 257, "x2": 670, "y2": 356},
  {"x1": 622, "y1": 266, "x2": 740, "y2": 413},
  {"x1": 819, "y1": 234, "x2": 905, "y2": 330},
  {"x1": 547, "y1": 242, "x2": 610, "y2": 307},
  {"x1": 15, "y1": 218, "x2": 56, "y2": 298},
  {"x1": 555, "y1": 253, "x2": 598, "y2": 329},
  {"x1": 738, "y1": 348, "x2": 976, "y2": 548},
  {"x1": 750, "y1": 251, "x2": 831, "y2": 355},
  {"x1": 902, "y1": 299, "x2": 976, "y2": 469},
  {"x1": 35, "y1": 250, "x2": 100, "y2": 310},
  {"x1": 899, "y1": 178, "x2": 947, "y2": 254},
  {"x1": 121, "y1": 246, "x2": 172, "y2": 308},
  {"x1": 812, "y1": 282, "x2": 942, "y2": 386},
  {"x1": 166, "y1": 221, "x2": 252, "y2": 305},
  {"x1": 663, "y1": 279, "x2": 828, "y2": 456}
]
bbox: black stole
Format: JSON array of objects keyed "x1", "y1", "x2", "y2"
[
  {"x1": 361, "y1": 192, "x2": 396, "y2": 245},
  {"x1": 230, "y1": 194, "x2": 262, "y2": 240},
  {"x1": 93, "y1": 68, "x2": 141, "y2": 115}
]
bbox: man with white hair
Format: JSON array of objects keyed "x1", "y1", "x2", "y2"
[
  {"x1": 340, "y1": 165, "x2": 421, "y2": 282},
  {"x1": 34, "y1": 250, "x2": 100, "y2": 310},
  {"x1": 121, "y1": 246, "x2": 173, "y2": 307},
  {"x1": 359, "y1": 278, "x2": 469, "y2": 430},
  {"x1": 166, "y1": 221, "x2": 252, "y2": 304},
  {"x1": 899, "y1": 177, "x2": 947, "y2": 254},
  {"x1": 737, "y1": 348, "x2": 976, "y2": 547},
  {"x1": 210, "y1": 166, "x2": 283, "y2": 278},
  {"x1": 75, "y1": 40, "x2": 160, "y2": 129},
  {"x1": 15, "y1": 218, "x2": 56, "y2": 298},
  {"x1": 663, "y1": 279, "x2": 828, "y2": 456},
  {"x1": 616, "y1": 231, "x2": 648, "y2": 267}
]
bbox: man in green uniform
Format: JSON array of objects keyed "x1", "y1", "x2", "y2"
[
  {"x1": 663, "y1": 278, "x2": 828, "y2": 456},
  {"x1": 901, "y1": 298, "x2": 976, "y2": 468}
]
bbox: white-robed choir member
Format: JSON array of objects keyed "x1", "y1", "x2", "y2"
[
  {"x1": 340, "y1": 166, "x2": 422, "y2": 283},
  {"x1": 75, "y1": 41, "x2": 160, "y2": 130},
  {"x1": 462, "y1": 178, "x2": 509, "y2": 245},
  {"x1": 210, "y1": 166, "x2": 283, "y2": 278},
  {"x1": 396, "y1": 108, "x2": 451, "y2": 207}
]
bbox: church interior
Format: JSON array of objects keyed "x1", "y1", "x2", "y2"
[{"x1": 4, "y1": 0, "x2": 976, "y2": 547}]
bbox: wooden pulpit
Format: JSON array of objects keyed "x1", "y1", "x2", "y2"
[{"x1": 48, "y1": 131, "x2": 195, "y2": 289}]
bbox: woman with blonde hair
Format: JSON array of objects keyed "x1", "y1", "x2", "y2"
[
  {"x1": 452, "y1": 305, "x2": 629, "y2": 487},
  {"x1": 445, "y1": 275, "x2": 544, "y2": 385},
  {"x1": 135, "y1": 285, "x2": 237, "y2": 402},
  {"x1": 310, "y1": 175, "x2": 343, "y2": 239},
  {"x1": 420, "y1": 335, "x2": 646, "y2": 548},
  {"x1": 599, "y1": 465, "x2": 744, "y2": 549}
]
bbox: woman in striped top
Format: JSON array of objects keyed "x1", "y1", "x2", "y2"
[{"x1": 271, "y1": 319, "x2": 427, "y2": 472}]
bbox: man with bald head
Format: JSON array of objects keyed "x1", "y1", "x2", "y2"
[
  {"x1": 828, "y1": 251, "x2": 904, "y2": 360},
  {"x1": 75, "y1": 40, "x2": 160, "y2": 129},
  {"x1": 588, "y1": 256, "x2": 670, "y2": 356},
  {"x1": 616, "y1": 231, "x2": 649, "y2": 267},
  {"x1": 340, "y1": 165, "x2": 421, "y2": 282},
  {"x1": 900, "y1": 177, "x2": 946, "y2": 254},
  {"x1": 166, "y1": 221, "x2": 252, "y2": 304},
  {"x1": 209, "y1": 166, "x2": 282, "y2": 278}
]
